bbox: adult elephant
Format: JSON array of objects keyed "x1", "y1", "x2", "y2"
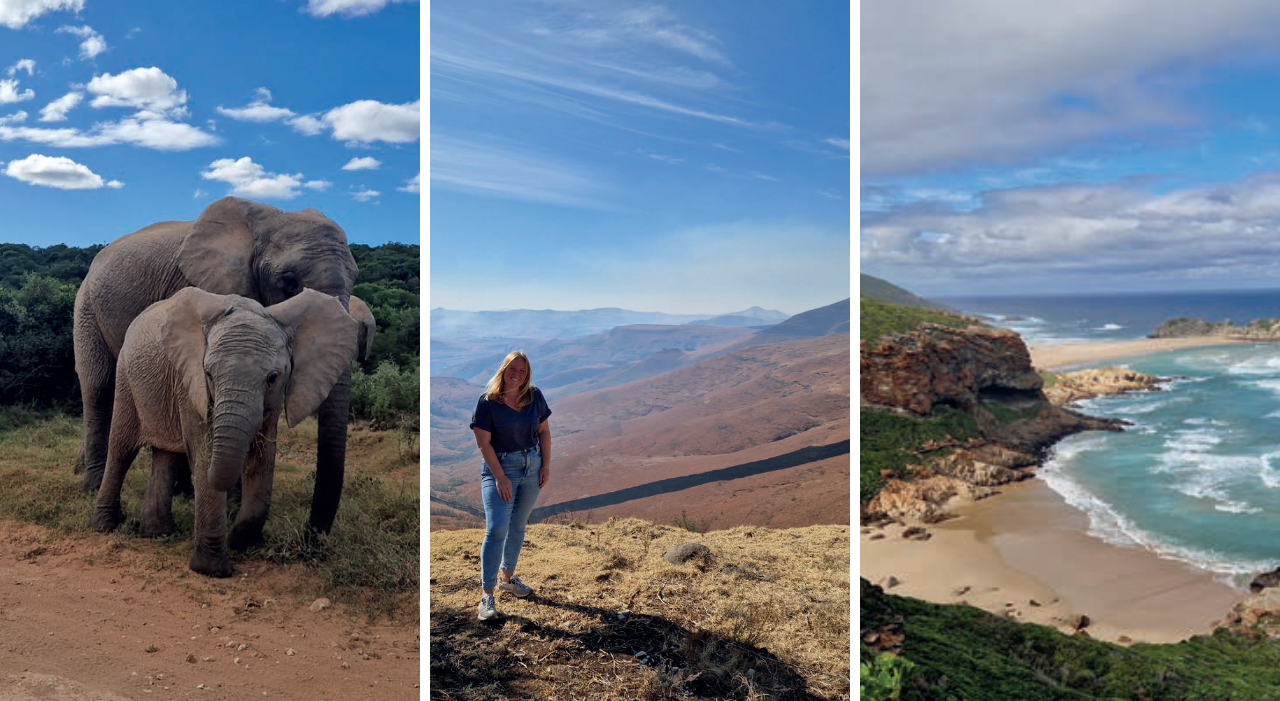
[{"x1": 73, "y1": 196, "x2": 359, "y2": 536}]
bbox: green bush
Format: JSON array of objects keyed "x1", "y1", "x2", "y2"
[
  {"x1": 350, "y1": 360, "x2": 420, "y2": 427},
  {"x1": 0, "y1": 273, "x2": 79, "y2": 410},
  {"x1": 861, "y1": 652, "x2": 915, "y2": 700}
]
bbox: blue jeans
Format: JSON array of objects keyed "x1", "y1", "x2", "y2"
[{"x1": 480, "y1": 449, "x2": 542, "y2": 591}]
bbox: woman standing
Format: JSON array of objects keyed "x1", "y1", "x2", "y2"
[{"x1": 470, "y1": 351, "x2": 552, "y2": 621}]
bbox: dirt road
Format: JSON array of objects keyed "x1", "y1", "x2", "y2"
[{"x1": 0, "y1": 521, "x2": 419, "y2": 700}]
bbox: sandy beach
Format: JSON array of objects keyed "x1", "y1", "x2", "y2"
[
  {"x1": 860, "y1": 480, "x2": 1241, "y2": 644},
  {"x1": 1028, "y1": 336, "x2": 1246, "y2": 371},
  {"x1": 862, "y1": 336, "x2": 1258, "y2": 644}
]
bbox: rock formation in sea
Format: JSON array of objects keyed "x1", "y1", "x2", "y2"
[{"x1": 1150, "y1": 316, "x2": 1280, "y2": 340}]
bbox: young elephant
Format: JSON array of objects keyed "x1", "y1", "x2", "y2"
[{"x1": 90, "y1": 287, "x2": 358, "y2": 577}]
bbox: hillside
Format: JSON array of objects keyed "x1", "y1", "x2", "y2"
[
  {"x1": 432, "y1": 519, "x2": 850, "y2": 700},
  {"x1": 860, "y1": 273, "x2": 956, "y2": 312},
  {"x1": 745, "y1": 298, "x2": 850, "y2": 345},
  {"x1": 430, "y1": 332, "x2": 849, "y2": 532}
]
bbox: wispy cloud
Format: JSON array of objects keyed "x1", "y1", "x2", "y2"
[
  {"x1": 431, "y1": 134, "x2": 607, "y2": 208},
  {"x1": 57, "y1": 25, "x2": 107, "y2": 59},
  {"x1": 0, "y1": 0, "x2": 83, "y2": 30}
]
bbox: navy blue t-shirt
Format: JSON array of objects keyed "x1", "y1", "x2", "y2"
[{"x1": 469, "y1": 387, "x2": 552, "y2": 454}]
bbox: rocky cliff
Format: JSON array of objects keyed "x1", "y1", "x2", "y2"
[
  {"x1": 1150, "y1": 316, "x2": 1280, "y2": 340},
  {"x1": 861, "y1": 322, "x2": 1126, "y2": 522}
]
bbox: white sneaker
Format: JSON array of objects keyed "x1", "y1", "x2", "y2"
[
  {"x1": 477, "y1": 593, "x2": 497, "y2": 620},
  {"x1": 496, "y1": 575, "x2": 534, "y2": 598}
]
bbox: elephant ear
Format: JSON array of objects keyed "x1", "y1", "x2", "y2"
[
  {"x1": 348, "y1": 295, "x2": 376, "y2": 362},
  {"x1": 266, "y1": 289, "x2": 359, "y2": 428},
  {"x1": 177, "y1": 197, "x2": 257, "y2": 296},
  {"x1": 159, "y1": 288, "x2": 235, "y2": 422}
]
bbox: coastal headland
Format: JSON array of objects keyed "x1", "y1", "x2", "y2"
[{"x1": 862, "y1": 331, "x2": 1261, "y2": 644}]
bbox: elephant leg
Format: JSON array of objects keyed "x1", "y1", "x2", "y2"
[
  {"x1": 307, "y1": 369, "x2": 351, "y2": 536},
  {"x1": 229, "y1": 427, "x2": 276, "y2": 552},
  {"x1": 139, "y1": 448, "x2": 181, "y2": 537},
  {"x1": 90, "y1": 387, "x2": 140, "y2": 533},
  {"x1": 171, "y1": 452, "x2": 194, "y2": 499},
  {"x1": 76, "y1": 331, "x2": 116, "y2": 490}
]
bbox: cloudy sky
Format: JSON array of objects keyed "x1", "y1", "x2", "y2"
[
  {"x1": 861, "y1": 2, "x2": 1280, "y2": 297},
  {"x1": 0, "y1": 0, "x2": 418, "y2": 249},
  {"x1": 430, "y1": 0, "x2": 850, "y2": 316}
]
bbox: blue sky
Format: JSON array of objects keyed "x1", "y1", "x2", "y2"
[
  {"x1": 0, "y1": 0, "x2": 419, "y2": 249},
  {"x1": 861, "y1": 2, "x2": 1280, "y2": 297},
  {"x1": 429, "y1": 1, "x2": 851, "y2": 316}
]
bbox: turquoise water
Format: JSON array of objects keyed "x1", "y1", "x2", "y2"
[{"x1": 1046, "y1": 344, "x2": 1280, "y2": 585}]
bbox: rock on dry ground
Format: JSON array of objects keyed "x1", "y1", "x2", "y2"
[{"x1": 0, "y1": 520, "x2": 419, "y2": 700}]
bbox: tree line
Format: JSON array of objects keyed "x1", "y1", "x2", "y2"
[{"x1": 0, "y1": 242, "x2": 419, "y2": 428}]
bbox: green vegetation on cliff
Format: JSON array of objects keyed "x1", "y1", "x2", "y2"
[
  {"x1": 861, "y1": 578, "x2": 1280, "y2": 699},
  {"x1": 860, "y1": 407, "x2": 978, "y2": 502},
  {"x1": 860, "y1": 298, "x2": 979, "y2": 349},
  {"x1": 860, "y1": 273, "x2": 957, "y2": 312}
]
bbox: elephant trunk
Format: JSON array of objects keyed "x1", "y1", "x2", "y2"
[{"x1": 208, "y1": 393, "x2": 260, "y2": 493}]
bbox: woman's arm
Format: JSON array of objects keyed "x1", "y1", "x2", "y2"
[
  {"x1": 537, "y1": 419, "x2": 552, "y2": 488},
  {"x1": 473, "y1": 427, "x2": 512, "y2": 501}
]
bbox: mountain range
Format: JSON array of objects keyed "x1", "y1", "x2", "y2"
[{"x1": 430, "y1": 297, "x2": 851, "y2": 532}]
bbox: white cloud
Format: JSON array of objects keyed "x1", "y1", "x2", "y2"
[
  {"x1": 305, "y1": 0, "x2": 413, "y2": 18},
  {"x1": 58, "y1": 25, "x2": 106, "y2": 59},
  {"x1": 0, "y1": 79, "x2": 34, "y2": 104},
  {"x1": 397, "y1": 172, "x2": 419, "y2": 193},
  {"x1": 823, "y1": 137, "x2": 849, "y2": 150},
  {"x1": 87, "y1": 67, "x2": 187, "y2": 113},
  {"x1": 287, "y1": 114, "x2": 325, "y2": 135},
  {"x1": 818, "y1": 189, "x2": 844, "y2": 200},
  {"x1": 6, "y1": 59, "x2": 35, "y2": 77},
  {"x1": 0, "y1": 0, "x2": 83, "y2": 29},
  {"x1": 862, "y1": 173, "x2": 1280, "y2": 293},
  {"x1": 3, "y1": 153, "x2": 120, "y2": 189},
  {"x1": 201, "y1": 157, "x2": 307, "y2": 199},
  {"x1": 0, "y1": 110, "x2": 27, "y2": 125},
  {"x1": 863, "y1": 2, "x2": 1280, "y2": 174},
  {"x1": 193, "y1": 188, "x2": 208, "y2": 199},
  {"x1": 350, "y1": 188, "x2": 380, "y2": 202},
  {"x1": 342, "y1": 156, "x2": 381, "y2": 170},
  {"x1": 39, "y1": 91, "x2": 81, "y2": 121},
  {"x1": 323, "y1": 99, "x2": 419, "y2": 143},
  {"x1": 304, "y1": 180, "x2": 332, "y2": 190},
  {"x1": 217, "y1": 88, "x2": 297, "y2": 122},
  {"x1": 647, "y1": 153, "x2": 683, "y2": 165},
  {"x1": 751, "y1": 172, "x2": 779, "y2": 182}
]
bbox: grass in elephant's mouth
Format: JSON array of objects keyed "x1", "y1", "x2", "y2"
[{"x1": 0, "y1": 408, "x2": 419, "y2": 621}]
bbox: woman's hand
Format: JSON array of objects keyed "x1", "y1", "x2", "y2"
[
  {"x1": 495, "y1": 474, "x2": 513, "y2": 502},
  {"x1": 539, "y1": 466, "x2": 550, "y2": 489}
]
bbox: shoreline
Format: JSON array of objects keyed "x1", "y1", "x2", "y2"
[
  {"x1": 860, "y1": 480, "x2": 1241, "y2": 644},
  {"x1": 1028, "y1": 336, "x2": 1246, "y2": 371},
  {"x1": 861, "y1": 336, "x2": 1254, "y2": 644}
]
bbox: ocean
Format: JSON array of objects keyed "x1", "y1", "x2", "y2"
[
  {"x1": 939, "y1": 290, "x2": 1280, "y2": 586},
  {"x1": 941, "y1": 288, "x2": 1280, "y2": 345}
]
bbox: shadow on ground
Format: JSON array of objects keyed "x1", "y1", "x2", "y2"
[{"x1": 428, "y1": 580, "x2": 822, "y2": 700}]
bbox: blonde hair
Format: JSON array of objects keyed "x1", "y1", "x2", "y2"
[{"x1": 484, "y1": 350, "x2": 535, "y2": 408}]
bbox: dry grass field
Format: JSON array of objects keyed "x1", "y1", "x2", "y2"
[{"x1": 429, "y1": 518, "x2": 851, "y2": 700}]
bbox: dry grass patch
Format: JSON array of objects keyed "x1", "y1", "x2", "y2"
[
  {"x1": 429, "y1": 518, "x2": 851, "y2": 700},
  {"x1": 0, "y1": 411, "x2": 419, "y2": 621}
]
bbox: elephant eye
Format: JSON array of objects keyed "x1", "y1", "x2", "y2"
[
  {"x1": 266, "y1": 372, "x2": 279, "y2": 387},
  {"x1": 280, "y1": 273, "x2": 300, "y2": 295}
]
